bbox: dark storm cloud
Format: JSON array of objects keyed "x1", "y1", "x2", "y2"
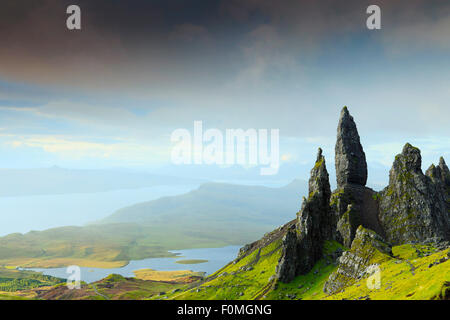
[
  {"x1": 0, "y1": 0, "x2": 449, "y2": 94},
  {"x1": 0, "y1": 0, "x2": 449, "y2": 171}
]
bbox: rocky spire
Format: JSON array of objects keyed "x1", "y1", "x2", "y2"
[
  {"x1": 426, "y1": 156, "x2": 450, "y2": 186},
  {"x1": 296, "y1": 148, "x2": 332, "y2": 270},
  {"x1": 317, "y1": 147, "x2": 323, "y2": 161},
  {"x1": 300, "y1": 147, "x2": 332, "y2": 237},
  {"x1": 335, "y1": 107, "x2": 368, "y2": 188},
  {"x1": 307, "y1": 148, "x2": 331, "y2": 201},
  {"x1": 439, "y1": 157, "x2": 450, "y2": 185},
  {"x1": 439, "y1": 157, "x2": 447, "y2": 169},
  {"x1": 275, "y1": 148, "x2": 332, "y2": 282},
  {"x1": 426, "y1": 156, "x2": 450, "y2": 230}
]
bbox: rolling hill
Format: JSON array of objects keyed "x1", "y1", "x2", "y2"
[
  {"x1": 98, "y1": 179, "x2": 307, "y2": 227},
  {"x1": 0, "y1": 180, "x2": 307, "y2": 268}
]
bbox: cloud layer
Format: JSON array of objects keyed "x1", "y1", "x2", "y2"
[{"x1": 0, "y1": 0, "x2": 449, "y2": 181}]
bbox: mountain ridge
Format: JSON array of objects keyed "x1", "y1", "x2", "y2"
[{"x1": 97, "y1": 179, "x2": 307, "y2": 226}]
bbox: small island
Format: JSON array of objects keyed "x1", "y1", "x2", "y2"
[
  {"x1": 133, "y1": 269, "x2": 205, "y2": 282},
  {"x1": 175, "y1": 259, "x2": 208, "y2": 265}
]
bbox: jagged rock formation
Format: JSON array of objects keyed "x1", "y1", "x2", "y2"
[
  {"x1": 323, "y1": 226, "x2": 392, "y2": 295},
  {"x1": 275, "y1": 148, "x2": 332, "y2": 282},
  {"x1": 296, "y1": 148, "x2": 332, "y2": 270},
  {"x1": 244, "y1": 106, "x2": 448, "y2": 292},
  {"x1": 378, "y1": 143, "x2": 450, "y2": 244},
  {"x1": 331, "y1": 107, "x2": 383, "y2": 246},
  {"x1": 426, "y1": 157, "x2": 450, "y2": 214},
  {"x1": 426, "y1": 157, "x2": 450, "y2": 187},
  {"x1": 335, "y1": 106, "x2": 368, "y2": 188}
]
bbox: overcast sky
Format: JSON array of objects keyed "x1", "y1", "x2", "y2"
[{"x1": 0, "y1": 0, "x2": 449, "y2": 187}]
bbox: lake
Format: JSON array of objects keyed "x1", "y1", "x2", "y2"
[
  {"x1": 0, "y1": 184, "x2": 198, "y2": 236},
  {"x1": 25, "y1": 245, "x2": 242, "y2": 283}
]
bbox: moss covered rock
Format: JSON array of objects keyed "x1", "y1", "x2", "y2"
[
  {"x1": 336, "y1": 204, "x2": 360, "y2": 248},
  {"x1": 379, "y1": 143, "x2": 450, "y2": 245},
  {"x1": 323, "y1": 226, "x2": 392, "y2": 295},
  {"x1": 275, "y1": 148, "x2": 333, "y2": 282}
]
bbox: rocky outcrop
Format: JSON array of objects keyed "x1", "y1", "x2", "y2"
[
  {"x1": 379, "y1": 144, "x2": 450, "y2": 244},
  {"x1": 243, "y1": 107, "x2": 449, "y2": 291},
  {"x1": 427, "y1": 158, "x2": 450, "y2": 238},
  {"x1": 295, "y1": 149, "x2": 332, "y2": 272},
  {"x1": 323, "y1": 226, "x2": 392, "y2": 295},
  {"x1": 331, "y1": 184, "x2": 384, "y2": 247},
  {"x1": 275, "y1": 148, "x2": 332, "y2": 282},
  {"x1": 335, "y1": 106, "x2": 368, "y2": 188},
  {"x1": 298, "y1": 148, "x2": 332, "y2": 241},
  {"x1": 426, "y1": 157, "x2": 450, "y2": 210},
  {"x1": 331, "y1": 107, "x2": 383, "y2": 246},
  {"x1": 275, "y1": 225, "x2": 300, "y2": 283},
  {"x1": 336, "y1": 204, "x2": 360, "y2": 248}
]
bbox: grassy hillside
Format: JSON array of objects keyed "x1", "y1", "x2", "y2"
[
  {"x1": 2, "y1": 239, "x2": 447, "y2": 300},
  {"x1": 0, "y1": 223, "x2": 250, "y2": 268},
  {"x1": 160, "y1": 241, "x2": 449, "y2": 300},
  {"x1": 37, "y1": 272, "x2": 204, "y2": 300},
  {"x1": 0, "y1": 266, "x2": 63, "y2": 298}
]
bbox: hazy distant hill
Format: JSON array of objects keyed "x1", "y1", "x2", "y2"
[
  {"x1": 0, "y1": 180, "x2": 307, "y2": 268},
  {"x1": 0, "y1": 167, "x2": 203, "y2": 196},
  {"x1": 99, "y1": 179, "x2": 307, "y2": 227}
]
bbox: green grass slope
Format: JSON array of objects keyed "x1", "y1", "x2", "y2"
[
  {"x1": 161, "y1": 239, "x2": 449, "y2": 300},
  {"x1": 326, "y1": 244, "x2": 449, "y2": 300},
  {"x1": 4, "y1": 236, "x2": 446, "y2": 300},
  {"x1": 0, "y1": 266, "x2": 64, "y2": 299}
]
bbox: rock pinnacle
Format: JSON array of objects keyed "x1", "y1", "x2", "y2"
[{"x1": 335, "y1": 107, "x2": 368, "y2": 188}]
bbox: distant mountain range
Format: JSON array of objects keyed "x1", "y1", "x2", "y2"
[
  {"x1": 0, "y1": 167, "x2": 203, "y2": 196},
  {"x1": 98, "y1": 179, "x2": 307, "y2": 227}
]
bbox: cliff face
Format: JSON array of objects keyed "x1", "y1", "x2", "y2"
[{"x1": 379, "y1": 144, "x2": 450, "y2": 244}]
